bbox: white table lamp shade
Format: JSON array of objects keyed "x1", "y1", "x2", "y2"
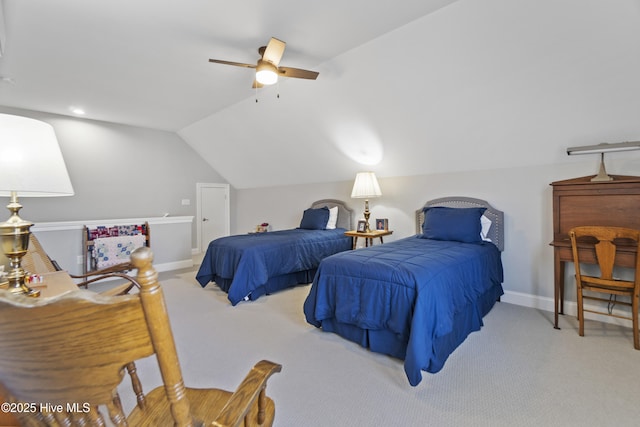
[
  {"x1": 0, "y1": 114, "x2": 74, "y2": 197},
  {"x1": 351, "y1": 172, "x2": 382, "y2": 199}
]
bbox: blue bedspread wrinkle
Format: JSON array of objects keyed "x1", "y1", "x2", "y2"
[
  {"x1": 303, "y1": 235, "x2": 503, "y2": 386},
  {"x1": 196, "y1": 228, "x2": 351, "y2": 305}
]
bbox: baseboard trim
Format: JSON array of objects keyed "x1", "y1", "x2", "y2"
[
  {"x1": 73, "y1": 258, "x2": 194, "y2": 284},
  {"x1": 502, "y1": 289, "x2": 633, "y2": 328},
  {"x1": 155, "y1": 259, "x2": 194, "y2": 272},
  {"x1": 32, "y1": 216, "x2": 194, "y2": 232}
]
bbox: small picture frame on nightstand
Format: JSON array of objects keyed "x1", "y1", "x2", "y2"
[
  {"x1": 357, "y1": 220, "x2": 366, "y2": 232},
  {"x1": 376, "y1": 218, "x2": 389, "y2": 231}
]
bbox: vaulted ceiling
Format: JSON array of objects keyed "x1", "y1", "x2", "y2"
[
  {"x1": 0, "y1": 0, "x2": 457, "y2": 131},
  {"x1": 2, "y1": 0, "x2": 640, "y2": 189}
]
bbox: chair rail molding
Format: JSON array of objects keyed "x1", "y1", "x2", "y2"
[{"x1": 31, "y1": 216, "x2": 194, "y2": 275}]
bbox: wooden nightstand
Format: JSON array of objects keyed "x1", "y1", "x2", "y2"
[{"x1": 344, "y1": 229, "x2": 393, "y2": 249}]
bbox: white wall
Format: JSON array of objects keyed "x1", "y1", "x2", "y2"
[{"x1": 0, "y1": 106, "x2": 227, "y2": 254}]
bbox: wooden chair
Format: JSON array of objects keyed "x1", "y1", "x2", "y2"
[
  {"x1": 0, "y1": 247, "x2": 282, "y2": 426},
  {"x1": 569, "y1": 226, "x2": 640, "y2": 349}
]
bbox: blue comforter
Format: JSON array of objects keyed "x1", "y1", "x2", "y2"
[
  {"x1": 304, "y1": 236, "x2": 503, "y2": 386},
  {"x1": 197, "y1": 228, "x2": 351, "y2": 305}
]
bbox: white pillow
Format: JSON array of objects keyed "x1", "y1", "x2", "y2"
[
  {"x1": 326, "y1": 206, "x2": 339, "y2": 229},
  {"x1": 480, "y1": 215, "x2": 492, "y2": 242}
]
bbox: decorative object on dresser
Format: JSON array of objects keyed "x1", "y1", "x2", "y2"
[
  {"x1": 351, "y1": 171, "x2": 382, "y2": 233},
  {"x1": 566, "y1": 140, "x2": 640, "y2": 182},
  {"x1": 0, "y1": 247, "x2": 282, "y2": 426},
  {"x1": 549, "y1": 175, "x2": 640, "y2": 329},
  {"x1": 255, "y1": 222, "x2": 270, "y2": 233},
  {"x1": 569, "y1": 226, "x2": 640, "y2": 349},
  {"x1": 0, "y1": 114, "x2": 74, "y2": 297}
]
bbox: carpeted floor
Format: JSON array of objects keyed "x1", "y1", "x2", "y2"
[{"x1": 116, "y1": 266, "x2": 640, "y2": 426}]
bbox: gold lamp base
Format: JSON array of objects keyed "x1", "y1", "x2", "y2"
[
  {"x1": 363, "y1": 199, "x2": 372, "y2": 233},
  {"x1": 0, "y1": 192, "x2": 40, "y2": 297}
]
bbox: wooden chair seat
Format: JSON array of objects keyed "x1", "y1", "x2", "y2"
[{"x1": 127, "y1": 385, "x2": 275, "y2": 427}]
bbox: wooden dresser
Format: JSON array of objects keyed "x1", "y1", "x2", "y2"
[{"x1": 550, "y1": 175, "x2": 640, "y2": 329}]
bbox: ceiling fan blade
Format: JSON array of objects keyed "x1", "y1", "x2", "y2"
[
  {"x1": 208, "y1": 59, "x2": 256, "y2": 69},
  {"x1": 262, "y1": 37, "x2": 286, "y2": 66},
  {"x1": 252, "y1": 80, "x2": 264, "y2": 89},
  {"x1": 278, "y1": 66, "x2": 319, "y2": 80}
]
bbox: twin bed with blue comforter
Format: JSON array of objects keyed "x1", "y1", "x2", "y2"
[
  {"x1": 196, "y1": 195, "x2": 505, "y2": 386},
  {"x1": 196, "y1": 199, "x2": 353, "y2": 305},
  {"x1": 303, "y1": 197, "x2": 505, "y2": 386}
]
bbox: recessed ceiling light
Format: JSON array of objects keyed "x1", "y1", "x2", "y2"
[{"x1": 70, "y1": 107, "x2": 85, "y2": 115}]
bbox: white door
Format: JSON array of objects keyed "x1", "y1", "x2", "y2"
[{"x1": 197, "y1": 183, "x2": 230, "y2": 252}]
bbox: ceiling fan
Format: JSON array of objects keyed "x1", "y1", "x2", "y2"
[{"x1": 209, "y1": 37, "x2": 319, "y2": 88}]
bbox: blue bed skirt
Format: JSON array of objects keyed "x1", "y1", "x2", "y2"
[
  {"x1": 211, "y1": 268, "x2": 318, "y2": 302},
  {"x1": 314, "y1": 283, "x2": 502, "y2": 375}
]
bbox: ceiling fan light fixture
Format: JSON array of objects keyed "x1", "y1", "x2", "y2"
[
  {"x1": 209, "y1": 38, "x2": 318, "y2": 88},
  {"x1": 255, "y1": 60, "x2": 278, "y2": 85}
]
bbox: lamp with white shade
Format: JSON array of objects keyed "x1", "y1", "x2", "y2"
[
  {"x1": 351, "y1": 172, "x2": 382, "y2": 233},
  {"x1": 0, "y1": 114, "x2": 74, "y2": 296},
  {"x1": 567, "y1": 141, "x2": 640, "y2": 182}
]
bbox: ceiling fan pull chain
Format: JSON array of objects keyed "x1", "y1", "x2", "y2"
[
  {"x1": 277, "y1": 80, "x2": 280, "y2": 99},
  {"x1": 255, "y1": 85, "x2": 259, "y2": 103}
]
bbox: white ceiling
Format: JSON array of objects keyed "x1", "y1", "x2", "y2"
[{"x1": 0, "y1": 0, "x2": 457, "y2": 131}]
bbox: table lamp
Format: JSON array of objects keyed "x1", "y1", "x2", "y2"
[
  {"x1": 0, "y1": 114, "x2": 74, "y2": 296},
  {"x1": 351, "y1": 172, "x2": 382, "y2": 233},
  {"x1": 567, "y1": 141, "x2": 640, "y2": 182}
]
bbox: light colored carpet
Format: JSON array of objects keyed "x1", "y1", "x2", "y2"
[{"x1": 117, "y1": 267, "x2": 640, "y2": 426}]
